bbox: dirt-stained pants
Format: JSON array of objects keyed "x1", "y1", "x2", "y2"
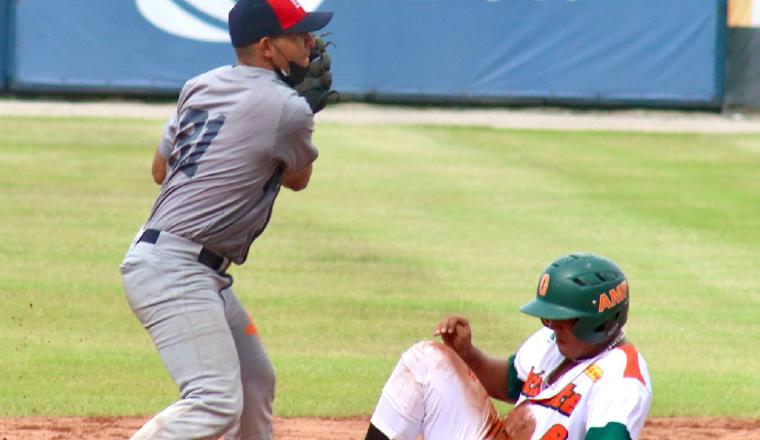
[{"x1": 370, "y1": 341, "x2": 505, "y2": 440}]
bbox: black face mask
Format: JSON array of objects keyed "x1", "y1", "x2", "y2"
[
  {"x1": 276, "y1": 61, "x2": 308, "y2": 87},
  {"x1": 271, "y1": 41, "x2": 308, "y2": 86}
]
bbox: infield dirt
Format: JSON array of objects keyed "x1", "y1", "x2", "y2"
[{"x1": 1, "y1": 416, "x2": 759, "y2": 439}]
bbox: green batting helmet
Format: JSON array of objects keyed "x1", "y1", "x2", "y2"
[{"x1": 520, "y1": 253, "x2": 629, "y2": 344}]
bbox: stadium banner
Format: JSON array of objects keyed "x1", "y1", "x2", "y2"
[
  {"x1": 9, "y1": 0, "x2": 726, "y2": 107},
  {"x1": 10, "y1": 0, "x2": 234, "y2": 94}
]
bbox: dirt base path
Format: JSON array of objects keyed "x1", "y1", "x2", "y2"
[{"x1": 1, "y1": 416, "x2": 759, "y2": 439}]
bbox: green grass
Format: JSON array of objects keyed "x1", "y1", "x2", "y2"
[{"x1": 1, "y1": 116, "x2": 759, "y2": 418}]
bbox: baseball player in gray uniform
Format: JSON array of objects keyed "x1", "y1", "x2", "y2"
[{"x1": 120, "y1": 1, "x2": 333, "y2": 439}]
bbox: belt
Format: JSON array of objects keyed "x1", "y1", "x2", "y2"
[{"x1": 138, "y1": 229, "x2": 229, "y2": 274}]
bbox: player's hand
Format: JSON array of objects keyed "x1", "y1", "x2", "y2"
[{"x1": 433, "y1": 315, "x2": 474, "y2": 359}]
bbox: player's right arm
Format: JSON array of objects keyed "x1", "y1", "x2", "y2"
[
  {"x1": 151, "y1": 148, "x2": 168, "y2": 184},
  {"x1": 434, "y1": 315, "x2": 514, "y2": 403},
  {"x1": 282, "y1": 163, "x2": 313, "y2": 191},
  {"x1": 152, "y1": 114, "x2": 178, "y2": 185}
]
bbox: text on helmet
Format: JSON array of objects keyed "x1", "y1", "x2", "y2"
[{"x1": 597, "y1": 280, "x2": 628, "y2": 313}]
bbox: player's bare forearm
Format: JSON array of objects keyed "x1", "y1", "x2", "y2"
[
  {"x1": 152, "y1": 149, "x2": 168, "y2": 185},
  {"x1": 458, "y1": 345, "x2": 511, "y2": 402},
  {"x1": 282, "y1": 163, "x2": 312, "y2": 191}
]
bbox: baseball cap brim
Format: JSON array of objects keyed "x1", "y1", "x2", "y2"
[
  {"x1": 283, "y1": 11, "x2": 333, "y2": 34},
  {"x1": 519, "y1": 298, "x2": 594, "y2": 320}
]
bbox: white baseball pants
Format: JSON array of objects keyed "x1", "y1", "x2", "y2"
[{"x1": 370, "y1": 341, "x2": 506, "y2": 440}]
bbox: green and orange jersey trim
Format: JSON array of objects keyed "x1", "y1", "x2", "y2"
[
  {"x1": 506, "y1": 353, "x2": 524, "y2": 403},
  {"x1": 617, "y1": 343, "x2": 646, "y2": 386},
  {"x1": 585, "y1": 422, "x2": 632, "y2": 440}
]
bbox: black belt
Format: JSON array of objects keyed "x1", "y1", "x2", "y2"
[{"x1": 138, "y1": 229, "x2": 228, "y2": 274}]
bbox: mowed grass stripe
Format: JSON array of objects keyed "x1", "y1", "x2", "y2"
[{"x1": 0, "y1": 117, "x2": 758, "y2": 417}]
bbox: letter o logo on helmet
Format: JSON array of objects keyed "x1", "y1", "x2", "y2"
[
  {"x1": 538, "y1": 273, "x2": 550, "y2": 296},
  {"x1": 519, "y1": 253, "x2": 629, "y2": 344}
]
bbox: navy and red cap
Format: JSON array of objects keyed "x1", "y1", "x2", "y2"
[{"x1": 229, "y1": 0, "x2": 333, "y2": 47}]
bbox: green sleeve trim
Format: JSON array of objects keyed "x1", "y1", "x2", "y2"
[
  {"x1": 585, "y1": 422, "x2": 632, "y2": 440},
  {"x1": 506, "y1": 354, "x2": 523, "y2": 403}
]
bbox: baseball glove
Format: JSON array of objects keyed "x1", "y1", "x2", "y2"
[{"x1": 295, "y1": 36, "x2": 336, "y2": 114}]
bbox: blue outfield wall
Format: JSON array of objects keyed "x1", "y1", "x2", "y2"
[
  {"x1": 6, "y1": 0, "x2": 727, "y2": 107},
  {"x1": 11, "y1": 0, "x2": 234, "y2": 94},
  {"x1": 0, "y1": 0, "x2": 9, "y2": 90}
]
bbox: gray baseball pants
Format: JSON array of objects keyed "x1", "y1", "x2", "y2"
[{"x1": 120, "y1": 229, "x2": 275, "y2": 440}]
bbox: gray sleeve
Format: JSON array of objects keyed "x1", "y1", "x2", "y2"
[
  {"x1": 157, "y1": 114, "x2": 178, "y2": 160},
  {"x1": 158, "y1": 77, "x2": 197, "y2": 160},
  {"x1": 272, "y1": 97, "x2": 319, "y2": 173}
]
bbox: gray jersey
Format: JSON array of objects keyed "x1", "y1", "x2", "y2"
[
  {"x1": 146, "y1": 65, "x2": 318, "y2": 264},
  {"x1": 157, "y1": 118, "x2": 175, "y2": 160}
]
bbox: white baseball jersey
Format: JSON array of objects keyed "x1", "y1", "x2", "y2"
[{"x1": 510, "y1": 328, "x2": 652, "y2": 440}]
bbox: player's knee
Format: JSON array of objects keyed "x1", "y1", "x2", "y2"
[
  {"x1": 405, "y1": 340, "x2": 437, "y2": 355},
  {"x1": 401, "y1": 340, "x2": 459, "y2": 374},
  {"x1": 405, "y1": 340, "x2": 453, "y2": 360},
  {"x1": 195, "y1": 385, "x2": 244, "y2": 431},
  {"x1": 214, "y1": 390, "x2": 245, "y2": 431},
  {"x1": 407, "y1": 340, "x2": 449, "y2": 352},
  {"x1": 242, "y1": 357, "x2": 276, "y2": 402}
]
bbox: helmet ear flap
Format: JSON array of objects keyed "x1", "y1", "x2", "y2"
[
  {"x1": 577, "y1": 304, "x2": 628, "y2": 343},
  {"x1": 609, "y1": 304, "x2": 629, "y2": 336}
]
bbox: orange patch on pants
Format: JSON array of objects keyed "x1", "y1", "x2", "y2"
[{"x1": 245, "y1": 315, "x2": 258, "y2": 336}]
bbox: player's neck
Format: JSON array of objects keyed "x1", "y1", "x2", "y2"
[
  {"x1": 236, "y1": 57, "x2": 275, "y2": 70},
  {"x1": 548, "y1": 333, "x2": 625, "y2": 385},
  {"x1": 573, "y1": 331, "x2": 626, "y2": 363},
  {"x1": 547, "y1": 358, "x2": 575, "y2": 385},
  {"x1": 235, "y1": 47, "x2": 276, "y2": 70}
]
